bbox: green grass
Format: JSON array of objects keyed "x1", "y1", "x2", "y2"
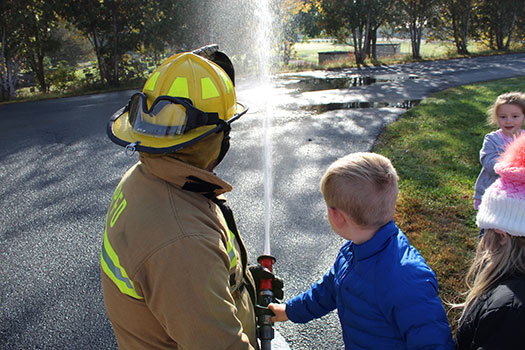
[
  {"x1": 290, "y1": 39, "x2": 525, "y2": 69},
  {"x1": 372, "y1": 76, "x2": 525, "y2": 334}
]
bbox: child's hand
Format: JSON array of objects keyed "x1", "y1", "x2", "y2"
[{"x1": 268, "y1": 303, "x2": 288, "y2": 322}]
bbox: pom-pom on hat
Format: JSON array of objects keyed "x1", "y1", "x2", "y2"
[{"x1": 477, "y1": 133, "x2": 525, "y2": 236}]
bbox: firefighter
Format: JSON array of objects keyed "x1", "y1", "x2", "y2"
[{"x1": 101, "y1": 49, "x2": 275, "y2": 349}]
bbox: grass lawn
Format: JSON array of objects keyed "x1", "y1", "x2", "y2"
[
  {"x1": 291, "y1": 39, "x2": 517, "y2": 67},
  {"x1": 373, "y1": 76, "x2": 525, "y2": 333}
]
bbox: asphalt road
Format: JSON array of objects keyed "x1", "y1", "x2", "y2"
[{"x1": 1, "y1": 53, "x2": 524, "y2": 349}]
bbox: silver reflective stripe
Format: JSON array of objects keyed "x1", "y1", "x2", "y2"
[{"x1": 102, "y1": 242, "x2": 133, "y2": 290}]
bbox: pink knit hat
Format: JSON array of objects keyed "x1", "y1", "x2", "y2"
[{"x1": 477, "y1": 133, "x2": 525, "y2": 236}]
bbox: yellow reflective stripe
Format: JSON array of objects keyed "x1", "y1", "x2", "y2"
[
  {"x1": 201, "y1": 77, "x2": 220, "y2": 99},
  {"x1": 168, "y1": 77, "x2": 189, "y2": 98},
  {"x1": 144, "y1": 71, "x2": 160, "y2": 91},
  {"x1": 101, "y1": 227, "x2": 143, "y2": 299},
  {"x1": 100, "y1": 185, "x2": 143, "y2": 300},
  {"x1": 218, "y1": 69, "x2": 233, "y2": 93},
  {"x1": 226, "y1": 228, "x2": 237, "y2": 269},
  {"x1": 109, "y1": 194, "x2": 126, "y2": 228}
]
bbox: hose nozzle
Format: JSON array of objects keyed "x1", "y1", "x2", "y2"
[{"x1": 256, "y1": 255, "x2": 276, "y2": 350}]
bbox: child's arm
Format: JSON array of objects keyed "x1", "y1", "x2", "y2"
[
  {"x1": 268, "y1": 303, "x2": 288, "y2": 322},
  {"x1": 283, "y1": 266, "x2": 337, "y2": 323},
  {"x1": 480, "y1": 133, "x2": 504, "y2": 175}
]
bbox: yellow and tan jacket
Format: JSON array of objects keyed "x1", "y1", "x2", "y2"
[{"x1": 101, "y1": 155, "x2": 258, "y2": 349}]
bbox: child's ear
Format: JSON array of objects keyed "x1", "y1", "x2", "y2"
[{"x1": 328, "y1": 207, "x2": 346, "y2": 229}]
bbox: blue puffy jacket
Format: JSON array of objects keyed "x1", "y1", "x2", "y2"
[{"x1": 286, "y1": 220, "x2": 454, "y2": 350}]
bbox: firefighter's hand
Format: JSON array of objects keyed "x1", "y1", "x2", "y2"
[
  {"x1": 248, "y1": 264, "x2": 284, "y2": 301},
  {"x1": 269, "y1": 303, "x2": 288, "y2": 322}
]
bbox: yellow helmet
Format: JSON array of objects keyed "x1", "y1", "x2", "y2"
[{"x1": 107, "y1": 52, "x2": 247, "y2": 154}]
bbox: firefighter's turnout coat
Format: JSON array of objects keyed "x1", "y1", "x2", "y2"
[{"x1": 101, "y1": 154, "x2": 258, "y2": 349}]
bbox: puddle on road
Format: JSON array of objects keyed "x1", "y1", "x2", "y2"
[
  {"x1": 282, "y1": 73, "x2": 419, "y2": 92},
  {"x1": 304, "y1": 100, "x2": 421, "y2": 113},
  {"x1": 273, "y1": 73, "x2": 422, "y2": 113}
]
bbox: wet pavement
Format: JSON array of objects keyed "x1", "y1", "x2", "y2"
[
  {"x1": 1, "y1": 53, "x2": 524, "y2": 350},
  {"x1": 270, "y1": 53, "x2": 525, "y2": 112}
]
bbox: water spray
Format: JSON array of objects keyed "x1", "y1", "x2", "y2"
[
  {"x1": 254, "y1": 0, "x2": 277, "y2": 348},
  {"x1": 257, "y1": 86, "x2": 277, "y2": 349}
]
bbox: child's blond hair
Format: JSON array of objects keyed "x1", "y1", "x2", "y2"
[
  {"x1": 487, "y1": 92, "x2": 525, "y2": 127},
  {"x1": 458, "y1": 229, "x2": 525, "y2": 320},
  {"x1": 320, "y1": 152, "x2": 398, "y2": 229}
]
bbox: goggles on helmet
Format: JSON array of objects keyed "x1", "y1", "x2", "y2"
[
  {"x1": 126, "y1": 92, "x2": 225, "y2": 137},
  {"x1": 108, "y1": 92, "x2": 248, "y2": 154}
]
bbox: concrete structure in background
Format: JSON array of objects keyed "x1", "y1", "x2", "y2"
[
  {"x1": 318, "y1": 51, "x2": 353, "y2": 64},
  {"x1": 318, "y1": 43, "x2": 401, "y2": 64},
  {"x1": 375, "y1": 43, "x2": 401, "y2": 57}
]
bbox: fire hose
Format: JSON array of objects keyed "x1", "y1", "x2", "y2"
[{"x1": 256, "y1": 255, "x2": 276, "y2": 350}]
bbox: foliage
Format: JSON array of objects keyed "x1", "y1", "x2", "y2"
[
  {"x1": 398, "y1": 0, "x2": 440, "y2": 59},
  {"x1": 431, "y1": 0, "x2": 475, "y2": 55},
  {"x1": 119, "y1": 53, "x2": 148, "y2": 83},
  {"x1": 0, "y1": 0, "x2": 25, "y2": 99},
  {"x1": 55, "y1": 0, "x2": 190, "y2": 87},
  {"x1": 473, "y1": 0, "x2": 525, "y2": 50},
  {"x1": 373, "y1": 76, "x2": 525, "y2": 333},
  {"x1": 3, "y1": 0, "x2": 525, "y2": 101},
  {"x1": 48, "y1": 20, "x2": 94, "y2": 67},
  {"x1": 276, "y1": 0, "x2": 317, "y2": 64},
  {"x1": 47, "y1": 60, "x2": 78, "y2": 92},
  {"x1": 315, "y1": 0, "x2": 369, "y2": 64},
  {"x1": 14, "y1": 0, "x2": 61, "y2": 93}
]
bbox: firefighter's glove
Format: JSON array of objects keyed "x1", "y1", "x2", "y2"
[{"x1": 248, "y1": 264, "x2": 284, "y2": 301}]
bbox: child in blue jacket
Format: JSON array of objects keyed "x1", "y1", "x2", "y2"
[{"x1": 269, "y1": 152, "x2": 454, "y2": 350}]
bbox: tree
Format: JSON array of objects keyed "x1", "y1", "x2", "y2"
[
  {"x1": 515, "y1": 5, "x2": 525, "y2": 44},
  {"x1": 396, "y1": 0, "x2": 439, "y2": 59},
  {"x1": 57, "y1": 0, "x2": 182, "y2": 86},
  {"x1": 433, "y1": 0, "x2": 474, "y2": 55},
  {"x1": 276, "y1": 0, "x2": 318, "y2": 65},
  {"x1": 367, "y1": 0, "x2": 396, "y2": 60},
  {"x1": 48, "y1": 21, "x2": 93, "y2": 68},
  {"x1": 315, "y1": 0, "x2": 397, "y2": 65},
  {"x1": 475, "y1": 0, "x2": 523, "y2": 50},
  {"x1": 0, "y1": 0, "x2": 24, "y2": 100},
  {"x1": 16, "y1": 0, "x2": 61, "y2": 93},
  {"x1": 317, "y1": 0, "x2": 371, "y2": 65}
]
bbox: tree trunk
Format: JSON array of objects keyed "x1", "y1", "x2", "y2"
[
  {"x1": 410, "y1": 20, "x2": 421, "y2": 59},
  {"x1": 36, "y1": 52, "x2": 47, "y2": 93},
  {"x1": 28, "y1": 26, "x2": 48, "y2": 93},
  {"x1": 7, "y1": 59, "x2": 18, "y2": 98},
  {"x1": 352, "y1": 31, "x2": 363, "y2": 66},
  {"x1": 92, "y1": 27, "x2": 109, "y2": 85},
  {"x1": 462, "y1": 6, "x2": 471, "y2": 54},
  {"x1": 452, "y1": 15, "x2": 469, "y2": 55},
  {"x1": 370, "y1": 28, "x2": 377, "y2": 60},
  {"x1": 0, "y1": 23, "x2": 7, "y2": 100},
  {"x1": 111, "y1": 1, "x2": 119, "y2": 86},
  {"x1": 495, "y1": 11, "x2": 505, "y2": 50},
  {"x1": 504, "y1": 7, "x2": 517, "y2": 50},
  {"x1": 363, "y1": 6, "x2": 371, "y2": 62}
]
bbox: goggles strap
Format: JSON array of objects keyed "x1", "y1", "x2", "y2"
[
  {"x1": 184, "y1": 109, "x2": 221, "y2": 132},
  {"x1": 215, "y1": 123, "x2": 231, "y2": 167}
]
